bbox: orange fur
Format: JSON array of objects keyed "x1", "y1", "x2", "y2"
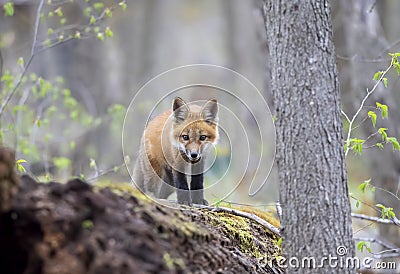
[{"x1": 133, "y1": 98, "x2": 218, "y2": 205}]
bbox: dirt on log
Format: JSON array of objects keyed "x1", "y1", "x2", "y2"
[{"x1": 0, "y1": 148, "x2": 281, "y2": 274}]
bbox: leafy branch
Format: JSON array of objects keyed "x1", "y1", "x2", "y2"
[
  {"x1": 0, "y1": 0, "x2": 45, "y2": 119},
  {"x1": 342, "y1": 56, "x2": 395, "y2": 157}
]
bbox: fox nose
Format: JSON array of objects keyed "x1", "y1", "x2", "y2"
[{"x1": 190, "y1": 152, "x2": 198, "y2": 159}]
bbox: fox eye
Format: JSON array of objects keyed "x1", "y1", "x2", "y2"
[
  {"x1": 182, "y1": 135, "x2": 189, "y2": 141},
  {"x1": 199, "y1": 135, "x2": 207, "y2": 141}
]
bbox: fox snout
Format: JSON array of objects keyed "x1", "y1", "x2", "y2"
[{"x1": 185, "y1": 149, "x2": 201, "y2": 162}]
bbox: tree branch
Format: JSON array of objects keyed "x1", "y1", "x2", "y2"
[
  {"x1": 353, "y1": 236, "x2": 398, "y2": 250},
  {"x1": 344, "y1": 62, "x2": 393, "y2": 157},
  {"x1": 352, "y1": 212, "x2": 400, "y2": 226},
  {"x1": 0, "y1": 0, "x2": 44, "y2": 119}
]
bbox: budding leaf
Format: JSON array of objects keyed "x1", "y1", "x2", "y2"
[
  {"x1": 119, "y1": 1, "x2": 127, "y2": 11},
  {"x1": 90, "y1": 15, "x2": 96, "y2": 24},
  {"x1": 376, "y1": 143, "x2": 384, "y2": 150},
  {"x1": 4, "y1": 2, "x2": 14, "y2": 16},
  {"x1": 378, "y1": 128, "x2": 388, "y2": 142},
  {"x1": 367, "y1": 111, "x2": 377, "y2": 127},
  {"x1": 383, "y1": 77, "x2": 388, "y2": 88},
  {"x1": 376, "y1": 102, "x2": 388, "y2": 119},
  {"x1": 105, "y1": 27, "x2": 113, "y2": 38},
  {"x1": 373, "y1": 71, "x2": 383, "y2": 81}
]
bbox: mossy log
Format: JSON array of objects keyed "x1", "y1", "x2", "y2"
[{"x1": 0, "y1": 149, "x2": 282, "y2": 274}]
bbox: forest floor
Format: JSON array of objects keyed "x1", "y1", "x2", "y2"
[{"x1": 0, "y1": 152, "x2": 282, "y2": 274}]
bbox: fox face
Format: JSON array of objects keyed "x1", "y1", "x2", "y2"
[{"x1": 171, "y1": 98, "x2": 219, "y2": 163}]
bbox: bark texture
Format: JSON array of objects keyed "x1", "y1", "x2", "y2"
[
  {"x1": 0, "y1": 147, "x2": 20, "y2": 212},
  {"x1": 262, "y1": 1, "x2": 355, "y2": 273}
]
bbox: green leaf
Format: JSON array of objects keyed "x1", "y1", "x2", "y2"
[
  {"x1": 105, "y1": 8, "x2": 112, "y2": 17},
  {"x1": 376, "y1": 102, "x2": 388, "y2": 119},
  {"x1": 395, "y1": 63, "x2": 400, "y2": 76},
  {"x1": 376, "y1": 204, "x2": 396, "y2": 220},
  {"x1": 90, "y1": 15, "x2": 96, "y2": 24},
  {"x1": 70, "y1": 141, "x2": 76, "y2": 150},
  {"x1": 376, "y1": 143, "x2": 384, "y2": 150},
  {"x1": 17, "y1": 57, "x2": 24, "y2": 67},
  {"x1": 93, "y1": 2, "x2": 104, "y2": 11},
  {"x1": 277, "y1": 237, "x2": 282, "y2": 247},
  {"x1": 84, "y1": 7, "x2": 92, "y2": 17},
  {"x1": 392, "y1": 140, "x2": 400, "y2": 151},
  {"x1": 119, "y1": 1, "x2": 127, "y2": 11},
  {"x1": 355, "y1": 200, "x2": 360, "y2": 208},
  {"x1": 357, "y1": 241, "x2": 371, "y2": 253},
  {"x1": 378, "y1": 128, "x2": 388, "y2": 142},
  {"x1": 358, "y1": 183, "x2": 367, "y2": 193},
  {"x1": 89, "y1": 158, "x2": 96, "y2": 169},
  {"x1": 55, "y1": 7, "x2": 63, "y2": 17},
  {"x1": 96, "y1": 32, "x2": 105, "y2": 41},
  {"x1": 16, "y1": 159, "x2": 27, "y2": 173},
  {"x1": 53, "y1": 157, "x2": 71, "y2": 170},
  {"x1": 373, "y1": 71, "x2": 383, "y2": 81},
  {"x1": 4, "y1": 2, "x2": 14, "y2": 16},
  {"x1": 367, "y1": 111, "x2": 377, "y2": 127},
  {"x1": 105, "y1": 27, "x2": 113, "y2": 38},
  {"x1": 387, "y1": 137, "x2": 400, "y2": 151},
  {"x1": 352, "y1": 143, "x2": 363, "y2": 155},
  {"x1": 383, "y1": 78, "x2": 388, "y2": 88}
]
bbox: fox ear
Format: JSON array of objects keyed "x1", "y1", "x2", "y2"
[
  {"x1": 201, "y1": 98, "x2": 218, "y2": 124},
  {"x1": 173, "y1": 97, "x2": 189, "y2": 123}
]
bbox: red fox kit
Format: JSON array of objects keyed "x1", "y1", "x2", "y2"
[{"x1": 133, "y1": 97, "x2": 219, "y2": 205}]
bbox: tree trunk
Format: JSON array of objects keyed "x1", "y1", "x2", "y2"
[
  {"x1": 0, "y1": 147, "x2": 20, "y2": 213},
  {"x1": 262, "y1": 1, "x2": 355, "y2": 273}
]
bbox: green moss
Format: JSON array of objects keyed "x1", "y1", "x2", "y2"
[
  {"x1": 163, "y1": 253, "x2": 185, "y2": 270},
  {"x1": 94, "y1": 181, "x2": 151, "y2": 202},
  {"x1": 210, "y1": 212, "x2": 264, "y2": 260}
]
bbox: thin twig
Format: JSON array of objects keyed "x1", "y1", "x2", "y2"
[
  {"x1": 362, "y1": 131, "x2": 380, "y2": 145},
  {"x1": 352, "y1": 212, "x2": 400, "y2": 225},
  {"x1": 354, "y1": 236, "x2": 398, "y2": 250},
  {"x1": 341, "y1": 109, "x2": 350, "y2": 123},
  {"x1": 0, "y1": 0, "x2": 44, "y2": 118},
  {"x1": 87, "y1": 162, "x2": 127, "y2": 183},
  {"x1": 31, "y1": 0, "x2": 44, "y2": 56}
]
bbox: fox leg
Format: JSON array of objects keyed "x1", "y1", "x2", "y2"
[
  {"x1": 158, "y1": 168, "x2": 174, "y2": 199},
  {"x1": 190, "y1": 161, "x2": 208, "y2": 205},
  {"x1": 173, "y1": 169, "x2": 191, "y2": 205},
  {"x1": 132, "y1": 158, "x2": 144, "y2": 190}
]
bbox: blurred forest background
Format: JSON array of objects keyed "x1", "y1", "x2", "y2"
[{"x1": 1, "y1": 0, "x2": 400, "y2": 259}]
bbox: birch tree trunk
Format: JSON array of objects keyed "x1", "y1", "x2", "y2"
[{"x1": 262, "y1": 1, "x2": 355, "y2": 273}]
